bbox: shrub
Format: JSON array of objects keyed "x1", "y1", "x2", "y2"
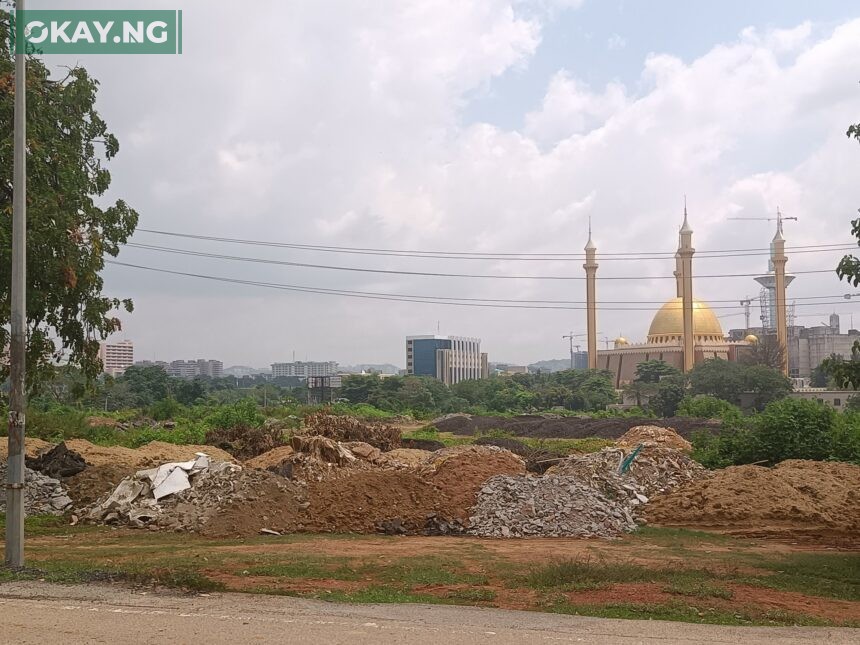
[
  {"x1": 832, "y1": 412, "x2": 860, "y2": 465},
  {"x1": 752, "y1": 398, "x2": 835, "y2": 463},
  {"x1": 204, "y1": 398, "x2": 264, "y2": 430},
  {"x1": 677, "y1": 395, "x2": 742, "y2": 423}
]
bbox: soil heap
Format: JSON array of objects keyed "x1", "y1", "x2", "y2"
[
  {"x1": 616, "y1": 425, "x2": 692, "y2": 453},
  {"x1": 469, "y1": 474, "x2": 637, "y2": 538},
  {"x1": 0, "y1": 463, "x2": 73, "y2": 516},
  {"x1": 303, "y1": 413, "x2": 400, "y2": 451},
  {"x1": 645, "y1": 459, "x2": 860, "y2": 540},
  {"x1": 422, "y1": 445, "x2": 526, "y2": 522}
]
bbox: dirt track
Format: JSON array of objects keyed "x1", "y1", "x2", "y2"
[{"x1": 432, "y1": 415, "x2": 722, "y2": 439}]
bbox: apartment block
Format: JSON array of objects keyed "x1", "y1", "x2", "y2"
[{"x1": 99, "y1": 339, "x2": 134, "y2": 377}]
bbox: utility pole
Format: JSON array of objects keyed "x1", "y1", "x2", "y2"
[
  {"x1": 6, "y1": 0, "x2": 27, "y2": 569},
  {"x1": 740, "y1": 297, "x2": 753, "y2": 330}
]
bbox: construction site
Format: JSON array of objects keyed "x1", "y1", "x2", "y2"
[{"x1": 1, "y1": 411, "x2": 857, "y2": 628}]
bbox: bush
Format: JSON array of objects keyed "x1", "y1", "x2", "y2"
[
  {"x1": 832, "y1": 412, "x2": 860, "y2": 465},
  {"x1": 690, "y1": 428, "x2": 759, "y2": 469},
  {"x1": 204, "y1": 398, "x2": 264, "y2": 430},
  {"x1": 677, "y1": 395, "x2": 742, "y2": 423},
  {"x1": 753, "y1": 398, "x2": 835, "y2": 463}
]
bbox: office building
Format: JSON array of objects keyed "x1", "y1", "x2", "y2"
[
  {"x1": 406, "y1": 335, "x2": 489, "y2": 385},
  {"x1": 271, "y1": 361, "x2": 338, "y2": 379},
  {"x1": 99, "y1": 339, "x2": 134, "y2": 377}
]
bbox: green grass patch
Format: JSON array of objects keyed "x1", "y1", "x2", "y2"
[
  {"x1": 370, "y1": 556, "x2": 487, "y2": 586},
  {"x1": 401, "y1": 427, "x2": 474, "y2": 447},
  {"x1": 745, "y1": 552, "x2": 860, "y2": 601},
  {"x1": 523, "y1": 557, "x2": 721, "y2": 591},
  {"x1": 630, "y1": 526, "x2": 741, "y2": 546},
  {"x1": 243, "y1": 555, "x2": 361, "y2": 581},
  {"x1": 520, "y1": 437, "x2": 614, "y2": 456},
  {"x1": 662, "y1": 580, "x2": 734, "y2": 599},
  {"x1": 306, "y1": 586, "x2": 445, "y2": 604},
  {"x1": 546, "y1": 599, "x2": 835, "y2": 626}
]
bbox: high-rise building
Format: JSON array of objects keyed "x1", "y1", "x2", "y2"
[
  {"x1": 406, "y1": 335, "x2": 488, "y2": 385},
  {"x1": 165, "y1": 359, "x2": 224, "y2": 379},
  {"x1": 271, "y1": 361, "x2": 338, "y2": 379},
  {"x1": 99, "y1": 339, "x2": 134, "y2": 377}
]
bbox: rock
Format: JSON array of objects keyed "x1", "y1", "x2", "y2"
[
  {"x1": 260, "y1": 528, "x2": 281, "y2": 536},
  {"x1": 0, "y1": 463, "x2": 75, "y2": 517},
  {"x1": 26, "y1": 442, "x2": 87, "y2": 478}
]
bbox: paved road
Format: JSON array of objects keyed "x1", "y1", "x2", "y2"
[{"x1": 1, "y1": 581, "x2": 857, "y2": 644}]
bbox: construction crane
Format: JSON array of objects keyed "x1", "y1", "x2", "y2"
[
  {"x1": 739, "y1": 296, "x2": 754, "y2": 329},
  {"x1": 726, "y1": 207, "x2": 798, "y2": 226},
  {"x1": 562, "y1": 331, "x2": 590, "y2": 370}
]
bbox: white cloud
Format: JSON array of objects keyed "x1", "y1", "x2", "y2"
[
  {"x1": 607, "y1": 33, "x2": 626, "y2": 50},
  {"x1": 90, "y1": 5, "x2": 860, "y2": 366}
]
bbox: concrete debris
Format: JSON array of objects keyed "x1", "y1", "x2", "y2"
[
  {"x1": 549, "y1": 445, "x2": 706, "y2": 501},
  {"x1": 26, "y1": 442, "x2": 87, "y2": 478},
  {"x1": 303, "y1": 413, "x2": 400, "y2": 452},
  {"x1": 0, "y1": 462, "x2": 73, "y2": 516},
  {"x1": 85, "y1": 458, "x2": 256, "y2": 530},
  {"x1": 468, "y1": 474, "x2": 637, "y2": 538},
  {"x1": 290, "y1": 435, "x2": 356, "y2": 466}
]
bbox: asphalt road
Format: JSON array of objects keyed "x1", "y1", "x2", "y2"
[{"x1": 1, "y1": 581, "x2": 857, "y2": 645}]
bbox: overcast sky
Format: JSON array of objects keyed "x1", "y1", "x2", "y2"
[{"x1": 42, "y1": 0, "x2": 860, "y2": 368}]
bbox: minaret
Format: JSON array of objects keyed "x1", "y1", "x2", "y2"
[
  {"x1": 583, "y1": 221, "x2": 598, "y2": 370},
  {"x1": 678, "y1": 205, "x2": 695, "y2": 372},
  {"x1": 772, "y1": 218, "x2": 789, "y2": 376}
]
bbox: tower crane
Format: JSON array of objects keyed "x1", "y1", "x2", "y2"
[{"x1": 562, "y1": 331, "x2": 592, "y2": 370}]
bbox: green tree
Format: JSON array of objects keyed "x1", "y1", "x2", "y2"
[
  {"x1": 739, "y1": 334, "x2": 785, "y2": 370},
  {"x1": 634, "y1": 359, "x2": 681, "y2": 383},
  {"x1": 0, "y1": 16, "x2": 138, "y2": 389},
  {"x1": 648, "y1": 376, "x2": 685, "y2": 417},
  {"x1": 677, "y1": 394, "x2": 742, "y2": 422},
  {"x1": 688, "y1": 360, "x2": 790, "y2": 410},
  {"x1": 118, "y1": 365, "x2": 170, "y2": 407},
  {"x1": 824, "y1": 117, "x2": 860, "y2": 386}
]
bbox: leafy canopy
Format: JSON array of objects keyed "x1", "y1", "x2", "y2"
[{"x1": 0, "y1": 14, "x2": 138, "y2": 390}]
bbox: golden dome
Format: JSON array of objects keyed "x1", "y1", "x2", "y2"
[
  {"x1": 614, "y1": 337, "x2": 629, "y2": 348},
  {"x1": 744, "y1": 334, "x2": 759, "y2": 344},
  {"x1": 647, "y1": 297, "x2": 724, "y2": 344}
]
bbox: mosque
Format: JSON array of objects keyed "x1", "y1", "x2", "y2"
[{"x1": 583, "y1": 210, "x2": 774, "y2": 388}]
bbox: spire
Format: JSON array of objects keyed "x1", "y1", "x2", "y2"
[
  {"x1": 585, "y1": 216, "x2": 596, "y2": 251},
  {"x1": 772, "y1": 207, "x2": 785, "y2": 242},
  {"x1": 680, "y1": 196, "x2": 693, "y2": 234}
]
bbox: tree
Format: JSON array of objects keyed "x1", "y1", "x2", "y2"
[
  {"x1": 648, "y1": 376, "x2": 685, "y2": 417},
  {"x1": 689, "y1": 359, "x2": 791, "y2": 410},
  {"x1": 634, "y1": 359, "x2": 681, "y2": 383},
  {"x1": 0, "y1": 15, "x2": 138, "y2": 390},
  {"x1": 824, "y1": 116, "x2": 860, "y2": 386},
  {"x1": 740, "y1": 334, "x2": 785, "y2": 370},
  {"x1": 118, "y1": 365, "x2": 170, "y2": 407},
  {"x1": 753, "y1": 398, "x2": 835, "y2": 464}
]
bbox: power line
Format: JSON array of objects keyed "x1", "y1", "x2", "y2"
[
  {"x1": 135, "y1": 228, "x2": 856, "y2": 261},
  {"x1": 107, "y1": 260, "x2": 859, "y2": 312},
  {"x1": 126, "y1": 242, "x2": 840, "y2": 281}
]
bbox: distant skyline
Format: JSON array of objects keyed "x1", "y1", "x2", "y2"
[{"x1": 44, "y1": 0, "x2": 860, "y2": 367}]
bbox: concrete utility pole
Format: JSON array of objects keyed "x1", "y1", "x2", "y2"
[
  {"x1": 678, "y1": 205, "x2": 695, "y2": 373},
  {"x1": 772, "y1": 220, "x2": 789, "y2": 376},
  {"x1": 583, "y1": 222, "x2": 598, "y2": 370},
  {"x1": 6, "y1": 0, "x2": 27, "y2": 569}
]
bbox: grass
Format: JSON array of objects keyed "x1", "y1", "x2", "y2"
[{"x1": 4, "y1": 524, "x2": 858, "y2": 626}]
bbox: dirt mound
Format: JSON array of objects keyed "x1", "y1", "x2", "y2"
[
  {"x1": 379, "y1": 448, "x2": 431, "y2": 467},
  {"x1": 0, "y1": 437, "x2": 54, "y2": 460},
  {"x1": 303, "y1": 470, "x2": 450, "y2": 533},
  {"x1": 616, "y1": 425, "x2": 692, "y2": 453},
  {"x1": 400, "y1": 437, "x2": 445, "y2": 451},
  {"x1": 64, "y1": 464, "x2": 136, "y2": 507},
  {"x1": 303, "y1": 413, "x2": 400, "y2": 452},
  {"x1": 245, "y1": 446, "x2": 296, "y2": 470},
  {"x1": 433, "y1": 415, "x2": 721, "y2": 440},
  {"x1": 63, "y1": 439, "x2": 234, "y2": 468},
  {"x1": 424, "y1": 445, "x2": 526, "y2": 523},
  {"x1": 645, "y1": 459, "x2": 860, "y2": 539},
  {"x1": 204, "y1": 425, "x2": 286, "y2": 460}
]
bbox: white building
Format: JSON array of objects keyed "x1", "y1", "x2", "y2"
[
  {"x1": 166, "y1": 359, "x2": 224, "y2": 379},
  {"x1": 99, "y1": 339, "x2": 134, "y2": 377},
  {"x1": 271, "y1": 361, "x2": 338, "y2": 379}
]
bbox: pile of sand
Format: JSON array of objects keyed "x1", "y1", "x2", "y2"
[
  {"x1": 244, "y1": 445, "x2": 296, "y2": 470},
  {"x1": 645, "y1": 459, "x2": 860, "y2": 539},
  {"x1": 423, "y1": 445, "x2": 526, "y2": 523},
  {"x1": 0, "y1": 437, "x2": 53, "y2": 460},
  {"x1": 379, "y1": 448, "x2": 431, "y2": 467},
  {"x1": 616, "y1": 425, "x2": 692, "y2": 453}
]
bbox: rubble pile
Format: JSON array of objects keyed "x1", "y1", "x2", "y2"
[
  {"x1": 469, "y1": 474, "x2": 637, "y2": 538},
  {"x1": 26, "y1": 442, "x2": 87, "y2": 478},
  {"x1": 645, "y1": 459, "x2": 860, "y2": 539},
  {"x1": 550, "y1": 444, "x2": 706, "y2": 501},
  {"x1": 303, "y1": 412, "x2": 400, "y2": 452},
  {"x1": 0, "y1": 463, "x2": 73, "y2": 516},
  {"x1": 616, "y1": 425, "x2": 693, "y2": 453},
  {"x1": 85, "y1": 454, "x2": 304, "y2": 533}
]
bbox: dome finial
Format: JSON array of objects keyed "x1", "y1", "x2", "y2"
[{"x1": 680, "y1": 196, "x2": 693, "y2": 234}]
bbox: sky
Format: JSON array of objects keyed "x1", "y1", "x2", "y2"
[{"x1": 34, "y1": 0, "x2": 860, "y2": 368}]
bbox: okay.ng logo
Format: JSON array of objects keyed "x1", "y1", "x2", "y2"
[{"x1": 11, "y1": 10, "x2": 182, "y2": 54}]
